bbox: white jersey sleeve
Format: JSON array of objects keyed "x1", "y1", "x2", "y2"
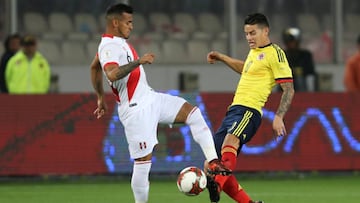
[
  {"x1": 98, "y1": 42, "x2": 125, "y2": 68},
  {"x1": 97, "y1": 35, "x2": 153, "y2": 118}
]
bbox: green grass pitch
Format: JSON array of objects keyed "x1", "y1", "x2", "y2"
[{"x1": 0, "y1": 175, "x2": 359, "y2": 203}]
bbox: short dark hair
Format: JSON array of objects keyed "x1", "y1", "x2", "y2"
[
  {"x1": 4, "y1": 33, "x2": 21, "y2": 50},
  {"x1": 21, "y1": 34, "x2": 37, "y2": 46},
  {"x1": 244, "y1": 13, "x2": 270, "y2": 28},
  {"x1": 106, "y1": 3, "x2": 133, "y2": 18}
]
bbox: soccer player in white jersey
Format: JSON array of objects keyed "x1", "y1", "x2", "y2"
[{"x1": 90, "y1": 3, "x2": 231, "y2": 203}]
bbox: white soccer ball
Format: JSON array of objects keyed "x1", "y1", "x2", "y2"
[{"x1": 176, "y1": 166, "x2": 207, "y2": 196}]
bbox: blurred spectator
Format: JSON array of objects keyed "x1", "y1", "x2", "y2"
[
  {"x1": 344, "y1": 35, "x2": 360, "y2": 92},
  {"x1": 5, "y1": 35, "x2": 51, "y2": 94},
  {"x1": 282, "y1": 27, "x2": 318, "y2": 91},
  {"x1": 0, "y1": 33, "x2": 21, "y2": 93}
]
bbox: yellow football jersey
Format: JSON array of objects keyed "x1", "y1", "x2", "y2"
[{"x1": 231, "y1": 43, "x2": 293, "y2": 114}]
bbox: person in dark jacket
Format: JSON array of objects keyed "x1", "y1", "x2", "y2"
[
  {"x1": 0, "y1": 33, "x2": 21, "y2": 93},
  {"x1": 282, "y1": 27, "x2": 317, "y2": 91}
]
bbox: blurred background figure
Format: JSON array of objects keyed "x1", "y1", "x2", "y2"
[
  {"x1": 343, "y1": 34, "x2": 360, "y2": 92},
  {"x1": 0, "y1": 33, "x2": 21, "y2": 93},
  {"x1": 5, "y1": 34, "x2": 51, "y2": 94},
  {"x1": 282, "y1": 27, "x2": 318, "y2": 91}
]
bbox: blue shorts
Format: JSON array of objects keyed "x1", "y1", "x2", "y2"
[{"x1": 213, "y1": 105, "x2": 262, "y2": 157}]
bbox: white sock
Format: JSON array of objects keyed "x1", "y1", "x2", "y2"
[
  {"x1": 131, "y1": 160, "x2": 152, "y2": 203},
  {"x1": 186, "y1": 107, "x2": 218, "y2": 162}
]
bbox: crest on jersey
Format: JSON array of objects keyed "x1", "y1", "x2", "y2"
[
  {"x1": 102, "y1": 50, "x2": 112, "y2": 59},
  {"x1": 257, "y1": 53, "x2": 265, "y2": 60}
]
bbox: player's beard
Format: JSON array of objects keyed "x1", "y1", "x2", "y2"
[{"x1": 124, "y1": 32, "x2": 130, "y2": 39}]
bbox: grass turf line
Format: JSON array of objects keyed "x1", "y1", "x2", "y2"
[{"x1": 0, "y1": 175, "x2": 359, "y2": 203}]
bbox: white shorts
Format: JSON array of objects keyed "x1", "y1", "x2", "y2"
[{"x1": 118, "y1": 92, "x2": 187, "y2": 159}]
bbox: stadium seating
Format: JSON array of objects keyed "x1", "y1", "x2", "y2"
[
  {"x1": 297, "y1": 13, "x2": 322, "y2": 40},
  {"x1": 237, "y1": 40, "x2": 249, "y2": 60},
  {"x1": 162, "y1": 40, "x2": 188, "y2": 63},
  {"x1": 98, "y1": 13, "x2": 106, "y2": 32},
  {"x1": 143, "y1": 32, "x2": 165, "y2": 42},
  {"x1": 48, "y1": 12, "x2": 74, "y2": 34},
  {"x1": 173, "y1": 12, "x2": 198, "y2": 34},
  {"x1": 74, "y1": 13, "x2": 99, "y2": 33},
  {"x1": 0, "y1": 42, "x2": 4, "y2": 55},
  {"x1": 321, "y1": 13, "x2": 333, "y2": 32},
  {"x1": 345, "y1": 13, "x2": 360, "y2": 33},
  {"x1": 148, "y1": 12, "x2": 172, "y2": 33},
  {"x1": 166, "y1": 32, "x2": 190, "y2": 41},
  {"x1": 137, "y1": 41, "x2": 164, "y2": 63},
  {"x1": 85, "y1": 40, "x2": 99, "y2": 60},
  {"x1": 191, "y1": 31, "x2": 213, "y2": 41},
  {"x1": 132, "y1": 13, "x2": 148, "y2": 35},
  {"x1": 23, "y1": 12, "x2": 48, "y2": 35},
  {"x1": 198, "y1": 12, "x2": 223, "y2": 34},
  {"x1": 210, "y1": 39, "x2": 228, "y2": 54},
  {"x1": 342, "y1": 40, "x2": 357, "y2": 60},
  {"x1": 66, "y1": 32, "x2": 90, "y2": 42},
  {"x1": 269, "y1": 14, "x2": 290, "y2": 36},
  {"x1": 61, "y1": 41, "x2": 88, "y2": 65},
  {"x1": 17, "y1": 9, "x2": 357, "y2": 65},
  {"x1": 37, "y1": 40, "x2": 62, "y2": 65},
  {"x1": 41, "y1": 32, "x2": 64, "y2": 41},
  {"x1": 344, "y1": 13, "x2": 360, "y2": 40},
  {"x1": 187, "y1": 40, "x2": 210, "y2": 63}
]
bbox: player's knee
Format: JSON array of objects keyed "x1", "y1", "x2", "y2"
[
  {"x1": 134, "y1": 153, "x2": 152, "y2": 161},
  {"x1": 222, "y1": 134, "x2": 240, "y2": 149},
  {"x1": 185, "y1": 107, "x2": 204, "y2": 125},
  {"x1": 175, "y1": 102, "x2": 196, "y2": 123},
  {"x1": 185, "y1": 107, "x2": 210, "y2": 138}
]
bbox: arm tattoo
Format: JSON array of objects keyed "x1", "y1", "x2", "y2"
[
  {"x1": 115, "y1": 60, "x2": 140, "y2": 80},
  {"x1": 276, "y1": 82, "x2": 295, "y2": 117}
]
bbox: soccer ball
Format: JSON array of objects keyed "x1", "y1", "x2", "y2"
[{"x1": 176, "y1": 166, "x2": 207, "y2": 196}]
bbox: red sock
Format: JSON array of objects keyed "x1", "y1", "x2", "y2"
[
  {"x1": 215, "y1": 145, "x2": 237, "y2": 188},
  {"x1": 223, "y1": 175, "x2": 251, "y2": 203}
]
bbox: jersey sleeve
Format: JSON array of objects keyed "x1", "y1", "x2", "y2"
[
  {"x1": 98, "y1": 43, "x2": 124, "y2": 69},
  {"x1": 270, "y1": 47, "x2": 293, "y2": 84}
]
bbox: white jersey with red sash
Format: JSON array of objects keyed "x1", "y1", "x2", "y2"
[
  {"x1": 98, "y1": 34, "x2": 187, "y2": 159},
  {"x1": 98, "y1": 34, "x2": 154, "y2": 117}
]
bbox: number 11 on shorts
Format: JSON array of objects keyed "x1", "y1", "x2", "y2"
[{"x1": 139, "y1": 142, "x2": 147, "y2": 149}]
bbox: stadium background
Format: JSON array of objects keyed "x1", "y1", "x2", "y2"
[
  {"x1": 1, "y1": 0, "x2": 359, "y2": 93},
  {"x1": 0, "y1": 0, "x2": 360, "y2": 202}
]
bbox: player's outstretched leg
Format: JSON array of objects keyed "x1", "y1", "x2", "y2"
[
  {"x1": 205, "y1": 159, "x2": 231, "y2": 203},
  {"x1": 185, "y1": 106, "x2": 232, "y2": 176},
  {"x1": 222, "y1": 175, "x2": 264, "y2": 203},
  {"x1": 207, "y1": 174, "x2": 265, "y2": 203},
  {"x1": 207, "y1": 158, "x2": 232, "y2": 176},
  {"x1": 206, "y1": 175, "x2": 221, "y2": 203}
]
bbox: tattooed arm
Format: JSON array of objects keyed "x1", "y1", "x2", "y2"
[
  {"x1": 104, "y1": 53, "x2": 155, "y2": 82},
  {"x1": 273, "y1": 82, "x2": 295, "y2": 137}
]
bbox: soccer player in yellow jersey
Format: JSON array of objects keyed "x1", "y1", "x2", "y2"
[{"x1": 205, "y1": 13, "x2": 295, "y2": 203}]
